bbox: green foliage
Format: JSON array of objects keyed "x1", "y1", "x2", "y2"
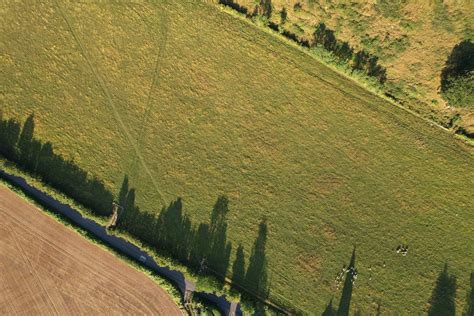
[
  {"x1": 447, "y1": 113, "x2": 461, "y2": 129},
  {"x1": 387, "y1": 35, "x2": 409, "y2": 56},
  {"x1": 0, "y1": 178, "x2": 184, "y2": 309},
  {"x1": 361, "y1": 35, "x2": 382, "y2": 57},
  {"x1": 442, "y1": 72, "x2": 474, "y2": 108},
  {"x1": 116, "y1": 176, "x2": 271, "y2": 311},
  {"x1": 254, "y1": 0, "x2": 272, "y2": 18},
  {"x1": 188, "y1": 296, "x2": 221, "y2": 316},
  {"x1": 218, "y1": 0, "x2": 249, "y2": 15},
  {"x1": 441, "y1": 41, "x2": 474, "y2": 83},
  {"x1": 441, "y1": 40, "x2": 474, "y2": 108},
  {"x1": 314, "y1": 23, "x2": 337, "y2": 51},
  {"x1": 279, "y1": 7, "x2": 287, "y2": 24},
  {"x1": 313, "y1": 22, "x2": 386, "y2": 84},
  {"x1": 293, "y1": 2, "x2": 302, "y2": 12}
]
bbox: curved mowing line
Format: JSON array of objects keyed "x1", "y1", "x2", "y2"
[
  {"x1": 1, "y1": 206, "x2": 158, "y2": 315},
  {"x1": 53, "y1": 0, "x2": 165, "y2": 206}
]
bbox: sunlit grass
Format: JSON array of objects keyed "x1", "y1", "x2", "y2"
[{"x1": 1, "y1": 1, "x2": 473, "y2": 313}]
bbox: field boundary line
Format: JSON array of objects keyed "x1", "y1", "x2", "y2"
[
  {"x1": 52, "y1": 0, "x2": 166, "y2": 206},
  {"x1": 1, "y1": 205, "x2": 157, "y2": 314},
  {"x1": 210, "y1": 2, "x2": 474, "y2": 155}
]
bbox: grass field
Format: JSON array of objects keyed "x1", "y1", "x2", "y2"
[
  {"x1": 1, "y1": 0, "x2": 474, "y2": 314},
  {"x1": 0, "y1": 184, "x2": 182, "y2": 315}
]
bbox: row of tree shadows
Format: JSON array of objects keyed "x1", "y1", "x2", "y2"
[
  {"x1": 0, "y1": 113, "x2": 270, "y2": 311},
  {"x1": 1, "y1": 114, "x2": 473, "y2": 315},
  {"x1": 117, "y1": 176, "x2": 270, "y2": 311},
  {"x1": 0, "y1": 113, "x2": 113, "y2": 215}
]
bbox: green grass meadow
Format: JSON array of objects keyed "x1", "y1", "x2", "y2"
[{"x1": 1, "y1": 1, "x2": 473, "y2": 314}]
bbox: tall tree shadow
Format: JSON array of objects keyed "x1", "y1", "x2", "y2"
[
  {"x1": 231, "y1": 219, "x2": 270, "y2": 315},
  {"x1": 0, "y1": 110, "x2": 21, "y2": 160},
  {"x1": 245, "y1": 219, "x2": 269, "y2": 299},
  {"x1": 337, "y1": 247, "x2": 356, "y2": 316},
  {"x1": 464, "y1": 272, "x2": 474, "y2": 316},
  {"x1": 0, "y1": 114, "x2": 276, "y2": 311},
  {"x1": 322, "y1": 297, "x2": 336, "y2": 316},
  {"x1": 116, "y1": 175, "x2": 234, "y2": 287},
  {"x1": 231, "y1": 244, "x2": 246, "y2": 291},
  {"x1": 207, "y1": 196, "x2": 232, "y2": 282},
  {"x1": 428, "y1": 263, "x2": 457, "y2": 316}
]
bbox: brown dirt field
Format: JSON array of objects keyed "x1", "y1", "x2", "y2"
[{"x1": 0, "y1": 185, "x2": 182, "y2": 315}]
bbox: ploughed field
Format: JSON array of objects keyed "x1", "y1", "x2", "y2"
[
  {"x1": 0, "y1": 185, "x2": 182, "y2": 315},
  {"x1": 1, "y1": 0, "x2": 473, "y2": 314}
]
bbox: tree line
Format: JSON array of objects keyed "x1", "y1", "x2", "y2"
[
  {"x1": 440, "y1": 40, "x2": 473, "y2": 109},
  {"x1": 313, "y1": 23, "x2": 387, "y2": 84},
  {"x1": 3, "y1": 115, "x2": 472, "y2": 314},
  {"x1": 218, "y1": 0, "x2": 387, "y2": 84}
]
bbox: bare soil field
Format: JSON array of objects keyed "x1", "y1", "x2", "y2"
[{"x1": 0, "y1": 185, "x2": 182, "y2": 315}]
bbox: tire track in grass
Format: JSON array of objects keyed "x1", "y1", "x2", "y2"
[
  {"x1": 128, "y1": 4, "x2": 170, "y2": 177},
  {"x1": 53, "y1": 0, "x2": 165, "y2": 206}
]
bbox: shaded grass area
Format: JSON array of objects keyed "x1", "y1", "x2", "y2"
[
  {"x1": 1, "y1": 0, "x2": 474, "y2": 314},
  {"x1": 428, "y1": 263, "x2": 457, "y2": 316}
]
